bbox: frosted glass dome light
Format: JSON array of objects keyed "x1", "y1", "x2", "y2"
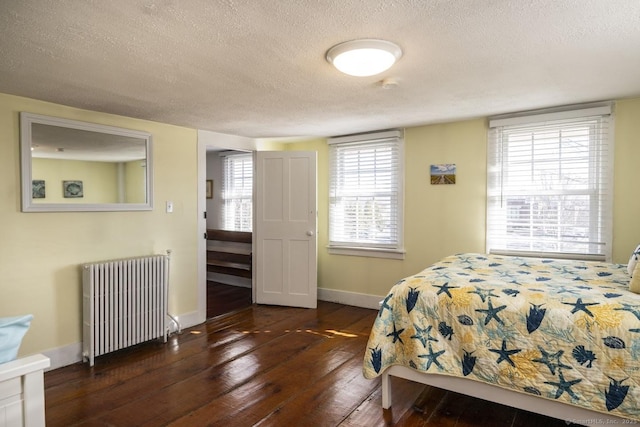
[{"x1": 326, "y1": 39, "x2": 403, "y2": 77}]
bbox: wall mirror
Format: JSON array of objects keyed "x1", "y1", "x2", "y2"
[{"x1": 20, "y1": 112, "x2": 153, "y2": 212}]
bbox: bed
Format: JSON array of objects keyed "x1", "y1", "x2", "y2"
[
  {"x1": 0, "y1": 354, "x2": 49, "y2": 427},
  {"x1": 363, "y1": 253, "x2": 640, "y2": 426}
]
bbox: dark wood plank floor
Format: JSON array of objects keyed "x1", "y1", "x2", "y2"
[
  {"x1": 44, "y1": 300, "x2": 574, "y2": 426},
  {"x1": 207, "y1": 281, "x2": 252, "y2": 319}
]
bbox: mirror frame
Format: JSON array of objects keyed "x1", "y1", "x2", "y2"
[{"x1": 20, "y1": 112, "x2": 154, "y2": 212}]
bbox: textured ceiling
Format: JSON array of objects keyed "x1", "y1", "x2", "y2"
[{"x1": 1, "y1": 0, "x2": 639, "y2": 139}]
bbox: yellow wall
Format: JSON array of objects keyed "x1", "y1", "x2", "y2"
[
  {"x1": 32, "y1": 158, "x2": 119, "y2": 203},
  {"x1": 0, "y1": 93, "x2": 199, "y2": 358},
  {"x1": 613, "y1": 98, "x2": 640, "y2": 262},
  {"x1": 285, "y1": 120, "x2": 487, "y2": 297},
  {"x1": 287, "y1": 99, "x2": 640, "y2": 298},
  {"x1": 3, "y1": 90, "x2": 639, "y2": 360},
  {"x1": 124, "y1": 159, "x2": 147, "y2": 203}
]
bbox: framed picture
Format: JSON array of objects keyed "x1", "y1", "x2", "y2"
[
  {"x1": 63, "y1": 180, "x2": 84, "y2": 198},
  {"x1": 430, "y1": 164, "x2": 456, "y2": 185},
  {"x1": 32, "y1": 180, "x2": 46, "y2": 198},
  {"x1": 206, "y1": 180, "x2": 213, "y2": 199}
]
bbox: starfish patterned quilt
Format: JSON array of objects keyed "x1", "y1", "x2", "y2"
[{"x1": 363, "y1": 253, "x2": 640, "y2": 421}]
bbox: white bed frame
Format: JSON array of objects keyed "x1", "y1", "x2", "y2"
[
  {"x1": 382, "y1": 365, "x2": 633, "y2": 426},
  {"x1": 0, "y1": 354, "x2": 50, "y2": 427}
]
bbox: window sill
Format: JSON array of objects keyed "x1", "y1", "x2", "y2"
[
  {"x1": 327, "y1": 246, "x2": 405, "y2": 260},
  {"x1": 489, "y1": 249, "x2": 607, "y2": 262}
]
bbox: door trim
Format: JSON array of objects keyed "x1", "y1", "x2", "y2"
[{"x1": 197, "y1": 130, "x2": 257, "y2": 323}]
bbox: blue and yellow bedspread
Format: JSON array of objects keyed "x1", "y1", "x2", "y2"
[{"x1": 363, "y1": 253, "x2": 640, "y2": 420}]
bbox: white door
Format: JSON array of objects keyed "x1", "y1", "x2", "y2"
[{"x1": 254, "y1": 151, "x2": 317, "y2": 308}]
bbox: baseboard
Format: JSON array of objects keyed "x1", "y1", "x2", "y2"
[
  {"x1": 41, "y1": 342, "x2": 83, "y2": 371},
  {"x1": 167, "y1": 310, "x2": 201, "y2": 333},
  {"x1": 317, "y1": 287, "x2": 383, "y2": 310},
  {"x1": 41, "y1": 310, "x2": 203, "y2": 371}
]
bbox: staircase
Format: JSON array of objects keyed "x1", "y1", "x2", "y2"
[{"x1": 206, "y1": 229, "x2": 252, "y2": 283}]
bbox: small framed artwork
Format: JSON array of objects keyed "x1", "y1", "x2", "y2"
[
  {"x1": 206, "y1": 180, "x2": 214, "y2": 199},
  {"x1": 63, "y1": 180, "x2": 84, "y2": 198},
  {"x1": 430, "y1": 164, "x2": 456, "y2": 185},
  {"x1": 32, "y1": 180, "x2": 46, "y2": 198}
]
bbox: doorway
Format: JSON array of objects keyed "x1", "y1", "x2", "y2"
[
  {"x1": 198, "y1": 132, "x2": 257, "y2": 321},
  {"x1": 197, "y1": 131, "x2": 319, "y2": 323},
  {"x1": 204, "y1": 149, "x2": 253, "y2": 318}
]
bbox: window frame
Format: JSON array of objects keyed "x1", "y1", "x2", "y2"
[
  {"x1": 486, "y1": 104, "x2": 614, "y2": 261},
  {"x1": 327, "y1": 130, "x2": 405, "y2": 259},
  {"x1": 221, "y1": 152, "x2": 253, "y2": 232}
]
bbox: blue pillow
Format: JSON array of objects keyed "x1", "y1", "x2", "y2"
[{"x1": 0, "y1": 314, "x2": 33, "y2": 364}]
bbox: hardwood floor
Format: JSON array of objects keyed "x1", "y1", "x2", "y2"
[
  {"x1": 207, "y1": 281, "x2": 252, "y2": 318},
  {"x1": 44, "y1": 301, "x2": 574, "y2": 426}
]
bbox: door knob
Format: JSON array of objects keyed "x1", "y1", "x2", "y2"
[{"x1": 306, "y1": 231, "x2": 314, "y2": 236}]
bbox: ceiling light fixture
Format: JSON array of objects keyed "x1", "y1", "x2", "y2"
[{"x1": 326, "y1": 39, "x2": 402, "y2": 77}]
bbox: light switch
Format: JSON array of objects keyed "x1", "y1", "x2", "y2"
[{"x1": 166, "y1": 201, "x2": 173, "y2": 213}]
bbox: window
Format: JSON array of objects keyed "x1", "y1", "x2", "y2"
[
  {"x1": 328, "y1": 130, "x2": 404, "y2": 259},
  {"x1": 222, "y1": 152, "x2": 252, "y2": 231},
  {"x1": 487, "y1": 105, "x2": 613, "y2": 261}
]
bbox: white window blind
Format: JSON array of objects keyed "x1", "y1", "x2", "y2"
[
  {"x1": 486, "y1": 105, "x2": 613, "y2": 261},
  {"x1": 222, "y1": 152, "x2": 252, "y2": 232},
  {"x1": 328, "y1": 130, "x2": 404, "y2": 255}
]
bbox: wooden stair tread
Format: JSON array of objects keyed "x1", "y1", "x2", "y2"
[
  {"x1": 207, "y1": 244, "x2": 252, "y2": 256},
  {"x1": 206, "y1": 260, "x2": 251, "y2": 271},
  {"x1": 206, "y1": 229, "x2": 252, "y2": 244},
  {"x1": 206, "y1": 229, "x2": 252, "y2": 280}
]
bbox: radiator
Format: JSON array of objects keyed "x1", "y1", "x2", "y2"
[{"x1": 82, "y1": 255, "x2": 169, "y2": 366}]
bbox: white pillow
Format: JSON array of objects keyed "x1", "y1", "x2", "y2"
[
  {"x1": 628, "y1": 244, "x2": 640, "y2": 276},
  {"x1": 631, "y1": 262, "x2": 640, "y2": 294}
]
